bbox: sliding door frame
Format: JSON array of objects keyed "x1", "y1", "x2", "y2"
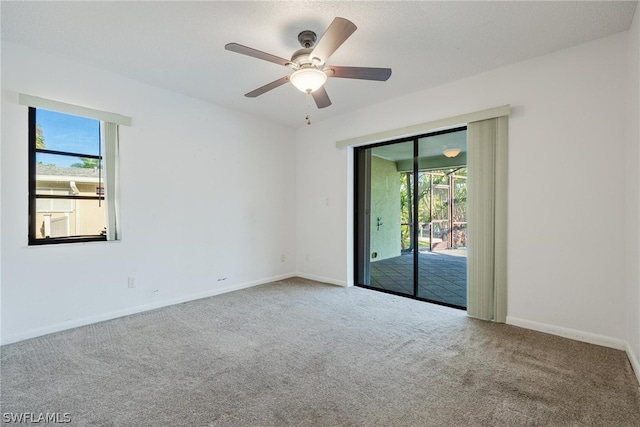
[{"x1": 353, "y1": 126, "x2": 467, "y2": 309}]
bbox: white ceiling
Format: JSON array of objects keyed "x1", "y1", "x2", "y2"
[{"x1": 1, "y1": 1, "x2": 637, "y2": 129}]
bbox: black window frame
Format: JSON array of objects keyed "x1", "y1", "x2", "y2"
[{"x1": 28, "y1": 107, "x2": 107, "y2": 245}]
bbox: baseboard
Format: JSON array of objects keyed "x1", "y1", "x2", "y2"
[
  {"x1": 294, "y1": 272, "x2": 348, "y2": 287},
  {"x1": 626, "y1": 342, "x2": 640, "y2": 386},
  {"x1": 506, "y1": 316, "x2": 627, "y2": 350},
  {"x1": 0, "y1": 272, "x2": 297, "y2": 346},
  {"x1": 508, "y1": 317, "x2": 640, "y2": 385}
]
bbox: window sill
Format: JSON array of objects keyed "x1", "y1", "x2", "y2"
[{"x1": 28, "y1": 235, "x2": 108, "y2": 246}]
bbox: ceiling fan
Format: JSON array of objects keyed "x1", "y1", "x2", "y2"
[{"x1": 225, "y1": 17, "x2": 392, "y2": 109}]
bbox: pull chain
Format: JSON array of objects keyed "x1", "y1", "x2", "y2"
[{"x1": 305, "y1": 92, "x2": 312, "y2": 125}]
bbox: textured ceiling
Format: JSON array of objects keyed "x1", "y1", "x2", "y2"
[{"x1": 1, "y1": 1, "x2": 637, "y2": 129}]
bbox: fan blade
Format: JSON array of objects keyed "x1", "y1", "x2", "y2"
[
  {"x1": 225, "y1": 43, "x2": 291, "y2": 67},
  {"x1": 245, "y1": 76, "x2": 290, "y2": 98},
  {"x1": 312, "y1": 86, "x2": 332, "y2": 109},
  {"x1": 325, "y1": 66, "x2": 392, "y2": 81},
  {"x1": 310, "y1": 17, "x2": 357, "y2": 64}
]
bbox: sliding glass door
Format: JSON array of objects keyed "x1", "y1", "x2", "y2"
[
  {"x1": 355, "y1": 127, "x2": 467, "y2": 309},
  {"x1": 415, "y1": 133, "x2": 468, "y2": 307},
  {"x1": 356, "y1": 141, "x2": 415, "y2": 296}
]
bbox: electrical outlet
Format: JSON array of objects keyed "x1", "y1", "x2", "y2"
[
  {"x1": 280, "y1": 254, "x2": 285, "y2": 262},
  {"x1": 128, "y1": 277, "x2": 136, "y2": 288}
]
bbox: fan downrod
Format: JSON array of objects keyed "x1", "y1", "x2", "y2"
[{"x1": 297, "y1": 30, "x2": 317, "y2": 48}]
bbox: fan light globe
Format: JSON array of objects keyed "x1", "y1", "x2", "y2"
[
  {"x1": 290, "y1": 68, "x2": 327, "y2": 93},
  {"x1": 443, "y1": 148, "x2": 461, "y2": 158}
]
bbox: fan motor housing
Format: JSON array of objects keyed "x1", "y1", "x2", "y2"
[{"x1": 291, "y1": 48, "x2": 315, "y2": 67}]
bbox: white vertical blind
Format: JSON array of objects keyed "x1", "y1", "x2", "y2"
[
  {"x1": 494, "y1": 116, "x2": 509, "y2": 323},
  {"x1": 102, "y1": 122, "x2": 120, "y2": 241},
  {"x1": 466, "y1": 116, "x2": 508, "y2": 322}
]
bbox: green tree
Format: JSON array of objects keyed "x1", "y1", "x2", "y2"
[
  {"x1": 400, "y1": 173, "x2": 411, "y2": 249},
  {"x1": 71, "y1": 158, "x2": 100, "y2": 169},
  {"x1": 400, "y1": 168, "x2": 467, "y2": 250},
  {"x1": 35, "y1": 124, "x2": 45, "y2": 149}
]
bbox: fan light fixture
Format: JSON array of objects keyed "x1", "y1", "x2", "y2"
[
  {"x1": 290, "y1": 68, "x2": 327, "y2": 93},
  {"x1": 443, "y1": 148, "x2": 461, "y2": 158}
]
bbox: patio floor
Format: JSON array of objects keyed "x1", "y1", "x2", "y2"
[{"x1": 367, "y1": 248, "x2": 467, "y2": 308}]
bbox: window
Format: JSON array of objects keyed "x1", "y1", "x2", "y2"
[
  {"x1": 29, "y1": 107, "x2": 108, "y2": 244},
  {"x1": 22, "y1": 94, "x2": 131, "y2": 245}
]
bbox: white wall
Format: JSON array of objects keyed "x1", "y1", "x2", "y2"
[
  {"x1": 1, "y1": 42, "x2": 297, "y2": 344},
  {"x1": 626, "y1": 5, "x2": 640, "y2": 377},
  {"x1": 296, "y1": 32, "x2": 632, "y2": 347}
]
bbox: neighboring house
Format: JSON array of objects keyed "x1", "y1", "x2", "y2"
[{"x1": 35, "y1": 164, "x2": 104, "y2": 239}]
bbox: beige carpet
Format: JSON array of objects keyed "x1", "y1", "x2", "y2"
[{"x1": 1, "y1": 277, "x2": 639, "y2": 426}]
